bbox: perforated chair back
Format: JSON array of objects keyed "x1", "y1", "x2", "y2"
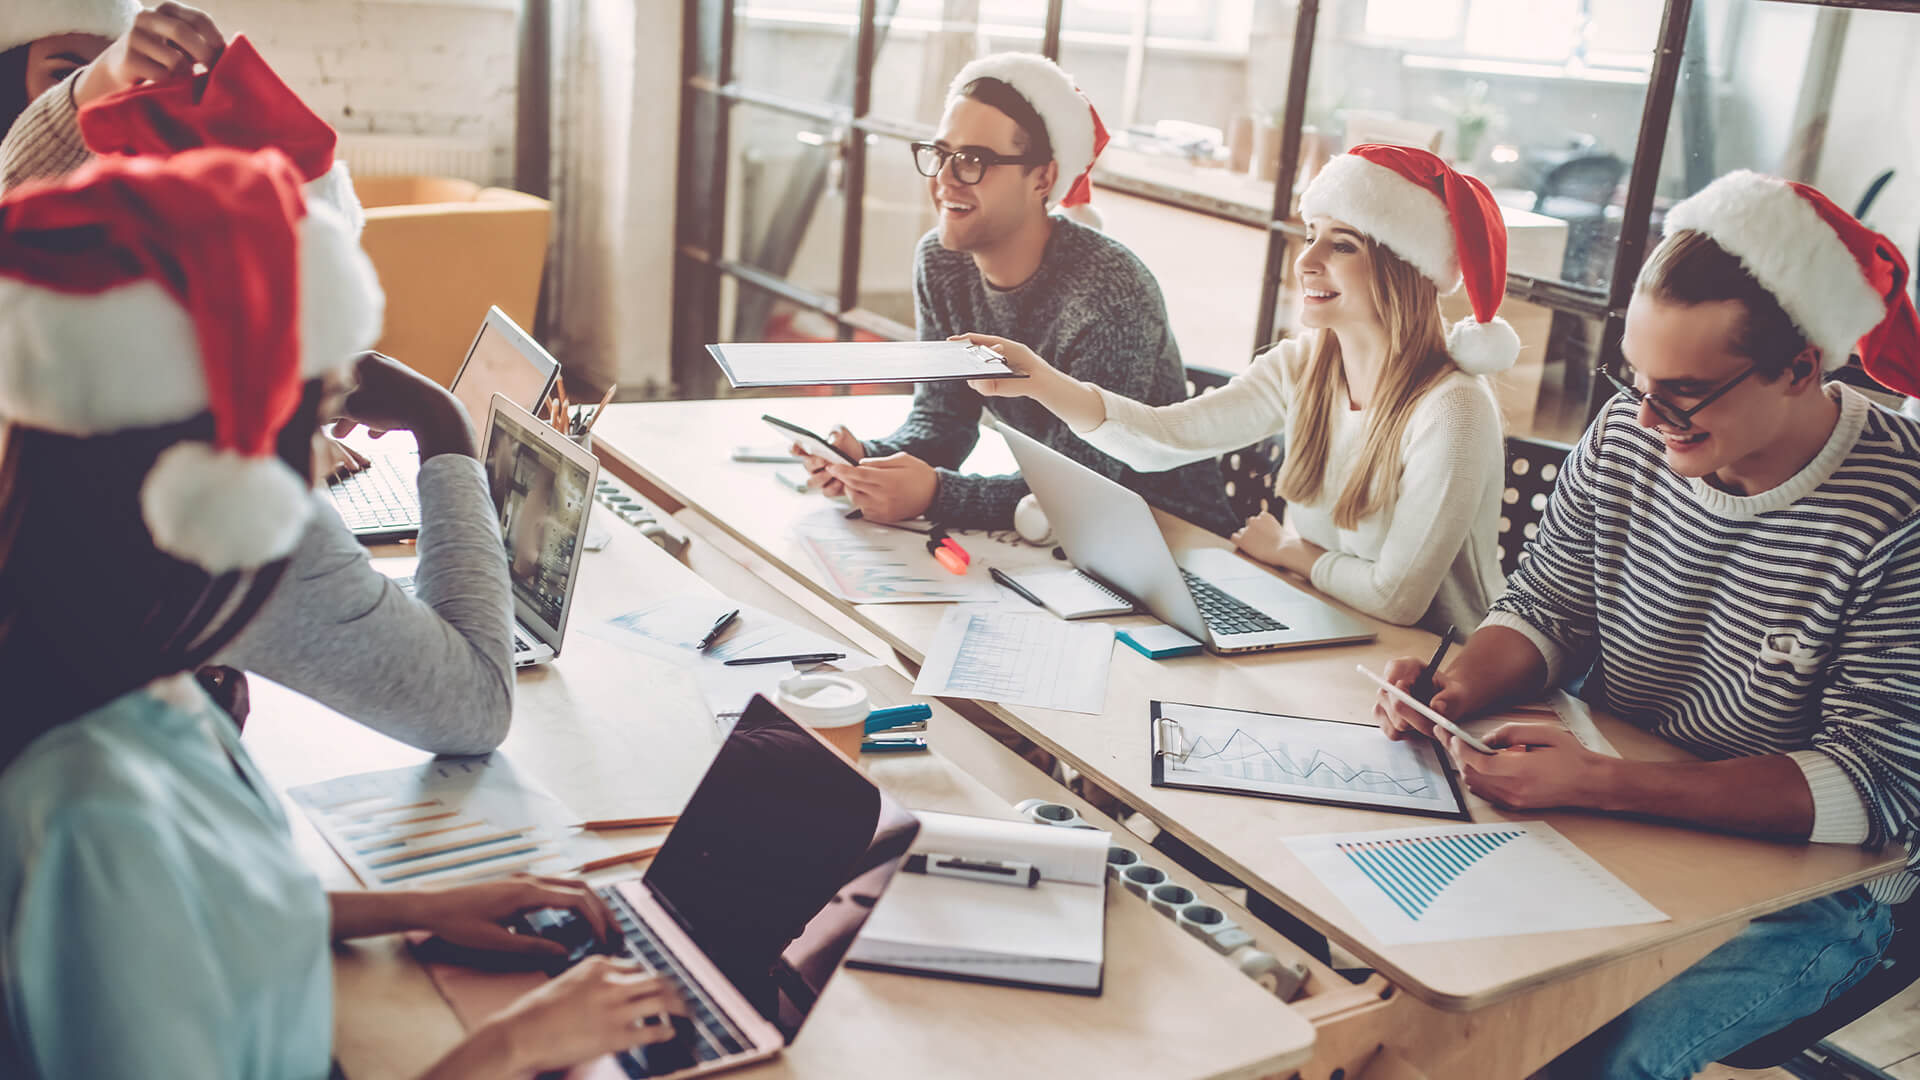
[
  {"x1": 1499, "y1": 436, "x2": 1572, "y2": 578},
  {"x1": 1186, "y1": 364, "x2": 1286, "y2": 524}
]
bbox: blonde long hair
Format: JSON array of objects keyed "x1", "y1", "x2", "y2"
[{"x1": 1275, "y1": 236, "x2": 1458, "y2": 530}]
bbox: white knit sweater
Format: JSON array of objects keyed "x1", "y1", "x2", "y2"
[{"x1": 1074, "y1": 333, "x2": 1508, "y2": 633}]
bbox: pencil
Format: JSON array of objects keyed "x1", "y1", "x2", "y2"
[
  {"x1": 578, "y1": 382, "x2": 619, "y2": 437},
  {"x1": 574, "y1": 815, "x2": 678, "y2": 830},
  {"x1": 572, "y1": 843, "x2": 664, "y2": 874}
]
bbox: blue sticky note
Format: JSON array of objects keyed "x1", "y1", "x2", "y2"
[{"x1": 1117, "y1": 624, "x2": 1203, "y2": 659}]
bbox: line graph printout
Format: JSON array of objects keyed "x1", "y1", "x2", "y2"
[
  {"x1": 1149, "y1": 700, "x2": 1465, "y2": 817},
  {"x1": 1286, "y1": 822, "x2": 1668, "y2": 944}
]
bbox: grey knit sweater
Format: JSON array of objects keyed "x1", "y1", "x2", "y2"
[{"x1": 866, "y1": 219, "x2": 1237, "y2": 535}]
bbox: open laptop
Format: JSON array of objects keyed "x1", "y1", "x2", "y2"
[
  {"x1": 327, "y1": 306, "x2": 561, "y2": 542},
  {"x1": 428, "y1": 694, "x2": 922, "y2": 1078},
  {"x1": 478, "y1": 394, "x2": 597, "y2": 667},
  {"x1": 997, "y1": 421, "x2": 1374, "y2": 654}
]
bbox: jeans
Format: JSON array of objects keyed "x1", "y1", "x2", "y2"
[{"x1": 1556, "y1": 886, "x2": 1895, "y2": 1080}]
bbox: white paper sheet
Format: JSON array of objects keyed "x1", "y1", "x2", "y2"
[
  {"x1": 593, "y1": 593, "x2": 881, "y2": 669},
  {"x1": 792, "y1": 509, "x2": 1000, "y2": 604},
  {"x1": 706, "y1": 340, "x2": 1020, "y2": 388},
  {"x1": 288, "y1": 755, "x2": 613, "y2": 890},
  {"x1": 1286, "y1": 821, "x2": 1667, "y2": 945},
  {"x1": 912, "y1": 609, "x2": 1114, "y2": 714}
]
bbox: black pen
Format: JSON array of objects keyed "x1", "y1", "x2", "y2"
[
  {"x1": 696, "y1": 608, "x2": 739, "y2": 652},
  {"x1": 723, "y1": 652, "x2": 845, "y2": 667},
  {"x1": 987, "y1": 566, "x2": 1046, "y2": 610},
  {"x1": 1410, "y1": 624, "x2": 1457, "y2": 703}
]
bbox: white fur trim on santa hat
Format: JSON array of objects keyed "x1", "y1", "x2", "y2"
[
  {"x1": 0, "y1": 200, "x2": 382, "y2": 438},
  {"x1": 1299, "y1": 154, "x2": 1461, "y2": 292},
  {"x1": 1, "y1": 0, "x2": 141, "y2": 55},
  {"x1": 1664, "y1": 170, "x2": 1884, "y2": 372},
  {"x1": 948, "y1": 52, "x2": 1093, "y2": 208},
  {"x1": 1447, "y1": 314, "x2": 1520, "y2": 375},
  {"x1": 304, "y1": 160, "x2": 365, "y2": 239},
  {"x1": 141, "y1": 442, "x2": 313, "y2": 571}
]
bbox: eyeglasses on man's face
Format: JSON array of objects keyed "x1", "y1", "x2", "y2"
[
  {"x1": 1599, "y1": 360, "x2": 1760, "y2": 432},
  {"x1": 910, "y1": 141, "x2": 1048, "y2": 186}
]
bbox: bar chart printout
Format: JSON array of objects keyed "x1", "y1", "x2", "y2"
[
  {"x1": 288, "y1": 755, "x2": 612, "y2": 890},
  {"x1": 1286, "y1": 822, "x2": 1668, "y2": 944}
]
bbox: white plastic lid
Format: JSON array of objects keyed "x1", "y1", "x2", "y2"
[{"x1": 775, "y1": 673, "x2": 869, "y2": 729}]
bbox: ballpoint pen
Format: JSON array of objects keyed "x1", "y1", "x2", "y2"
[
  {"x1": 696, "y1": 608, "x2": 739, "y2": 652},
  {"x1": 723, "y1": 652, "x2": 845, "y2": 667},
  {"x1": 1410, "y1": 624, "x2": 1456, "y2": 703},
  {"x1": 987, "y1": 566, "x2": 1045, "y2": 610}
]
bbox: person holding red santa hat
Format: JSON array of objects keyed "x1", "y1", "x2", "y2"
[
  {"x1": 966, "y1": 143, "x2": 1516, "y2": 634},
  {"x1": 0, "y1": 146, "x2": 692, "y2": 1080},
  {"x1": 2, "y1": 7, "x2": 527, "y2": 760},
  {"x1": 793, "y1": 51, "x2": 1237, "y2": 537},
  {"x1": 1375, "y1": 169, "x2": 1920, "y2": 1077}
]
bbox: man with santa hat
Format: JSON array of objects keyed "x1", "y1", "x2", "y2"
[{"x1": 795, "y1": 52, "x2": 1236, "y2": 537}]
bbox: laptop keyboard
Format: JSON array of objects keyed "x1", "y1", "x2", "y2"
[
  {"x1": 1181, "y1": 570, "x2": 1289, "y2": 635},
  {"x1": 328, "y1": 455, "x2": 421, "y2": 533},
  {"x1": 598, "y1": 887, "x2": 752, "y2": 1074}
]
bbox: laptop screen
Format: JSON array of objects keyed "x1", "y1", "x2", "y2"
[
  {"x1": 483, "y1": 402, "x2": 595, "y2": 640},
  {"x1": 452, "y1": 310, "x2": 560, "y2": 428},
  {"x1": 645, "y1": 696, "x2": 920, "y2": 1042}
]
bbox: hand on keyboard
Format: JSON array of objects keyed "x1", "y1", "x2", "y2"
[
  {"x1": 481, "y1": 956, "x2": 690, "y2": 1074},
  {"x1": 408, "y1": 875, "x2": 619, "y2": 976}
]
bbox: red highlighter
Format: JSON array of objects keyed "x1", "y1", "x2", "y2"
[{"x1": 926, "y1": 530, "x2": 969, "y2": 574}]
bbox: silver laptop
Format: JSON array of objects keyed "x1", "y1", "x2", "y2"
[
  {"x1": 997, "y1": 421, "x2": 1374, "y2": 654},
  {"x1": 481, "y1": 393, "x2": 597, "y2": 667},
  {"x1": 328, "y1": 306, "x2": 561, "y2": 542}
]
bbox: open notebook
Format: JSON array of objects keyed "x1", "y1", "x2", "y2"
[
  {"x1": 1000, "y1": 567, "x2": 1135, "y2": 619},
  {"x1": 846, "y1": 811, "x2": 1109, "y2": 994}
]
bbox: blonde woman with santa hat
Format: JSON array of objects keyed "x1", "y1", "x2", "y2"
[
  {"x1": 1376, "y1": 170, "x2": 1920, "y2": 1078},
  {"x1": 0, "y1": 148, "x2": 691, "y2": 1080},
  {"x1": 969, "y1": 144, "x2": 1516, "y2": 635}
]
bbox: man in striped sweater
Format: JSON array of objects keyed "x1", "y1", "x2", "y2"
[{"x1": 1379, "y1": 171, "x2": 1920, "y2": 1079}]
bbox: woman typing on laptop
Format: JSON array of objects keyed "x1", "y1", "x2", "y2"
[
  {"x1": 965, "y1": 145, "x2": 1512, "y2": 635},
  {"x1": 0, "y1": 2, "x2": 521, "y2": 755},
  {"x1": 0, "y1": 149, "x2": 684, "y2": 1080}
]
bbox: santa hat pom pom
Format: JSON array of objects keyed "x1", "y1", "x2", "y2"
[
  {"x1": 141, "y1": 442, "x2": 313, "y2": 572},
  {"x1": 1447, "y1": 315, "x2": 1520, "y2": 376},
  {"x1": 1059, "y1": 202, "x2": 1104, "y2": 231}
]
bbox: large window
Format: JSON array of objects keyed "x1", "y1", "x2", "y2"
[{"x1": 676, "y1": 0, "x2": 1920, "y2": 441}]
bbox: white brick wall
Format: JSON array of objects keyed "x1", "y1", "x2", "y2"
[{"x1": 212, "y1": 0, "x2": 519, "y2": 183}]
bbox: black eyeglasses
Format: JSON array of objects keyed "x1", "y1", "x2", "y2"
[
  {"x1": 910, "y1": 142, "x2": 1048, "y2": 185},
  {"x1": 1600, "y1": 361, "x2": 1759, "y2": 431}
]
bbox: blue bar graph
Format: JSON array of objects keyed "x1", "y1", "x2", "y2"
[{"x1": 1336, "y1": 830, "x2": 1521, "y2": 920}]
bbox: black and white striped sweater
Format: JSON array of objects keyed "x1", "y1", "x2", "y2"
[{"x1": 1485, "y1": 386, "x2": 1920, "y2": 904}]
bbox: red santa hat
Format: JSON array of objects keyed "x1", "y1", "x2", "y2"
[
  {"x1": 946, "y1": 52, "x2": 1109, "y2": 211},
  {"x1": 1, "y1": 0, "x2": 141, "y2": 55},
  {"x1": 1298, "y1": 144, "x2": 1519, "y2": 376},
  {"x1": 0, "y1": 148, "x2": 384, "y2": 571},
  {"x1": 77, "y1": 34, "x2": 365, "y2": 236},
  {"x1": 1662, "y1": 170, "x2": 1920, "y2": 398}
]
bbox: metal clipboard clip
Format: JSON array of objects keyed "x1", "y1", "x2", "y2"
[
  {"x1": 963, "y1": 342, "x2": 1009, "y2": 368},
  {"x1": 1151, "y1": 717, "x2": 1186, "y2": 760}
]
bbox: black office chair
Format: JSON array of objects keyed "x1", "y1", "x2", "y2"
[
  {"x1": 1721, "y1": 897, "x2": 1918, "y2": 1068},
  {"x1": 1186, "y1": 363, "x2": 1285, "y2": 524},
  {"x1": 1497, "y1": 436, "x2": 1572, "y2": 578},
  {"x1": 1532, "y1": 152, "x2": 1627, "y2": 286}
]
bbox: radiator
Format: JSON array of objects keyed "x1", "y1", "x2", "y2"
[{"x1": 335, "y1": 134, "x2": 497, "y2": 183}]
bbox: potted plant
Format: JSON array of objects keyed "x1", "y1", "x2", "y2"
[{"x1": 1444, "y1": 80, "x2": 1503, "y2": 166}]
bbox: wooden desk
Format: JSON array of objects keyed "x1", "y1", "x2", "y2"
[
  {"x1": 242, "y1": 504, "x2": 1317, "y2": 1080},
  {"x1": 590, "y1": 395, "x2": 1902, "y2": 1020}
]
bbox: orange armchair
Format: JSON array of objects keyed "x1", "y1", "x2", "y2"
[{"x1": 351, "y1": 175, "x2": 551, "y2": 387}]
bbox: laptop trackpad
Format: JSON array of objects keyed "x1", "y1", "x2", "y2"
[{"x1": 1176, "y1": 547, "x2": 1300, "y2": 611}]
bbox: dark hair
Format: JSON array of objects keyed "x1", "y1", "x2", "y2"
[
  {"x1": 0, "y1": 381, "x2": 322, "y2": 766},
  {"x1": 1634, "y1": 229, "x2": 1811, "y2": 378},
  {"x1": 958, "y1": 77, "x2": 1051, "y2": 164},
  {"x1": 0, "y1": 44, "x2": 29, "y2": 135}
]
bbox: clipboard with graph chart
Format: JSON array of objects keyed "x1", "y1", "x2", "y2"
[{"x1": 1149, "y1": 700, "x2": 1469, "y2": 819}]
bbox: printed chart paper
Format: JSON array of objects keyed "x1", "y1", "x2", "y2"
[
  {"x1": 793, "y1": 509, "x2": 999, "y2": 604},
  {"x1": 913, "y1": 609, "x2": 1114, "y2": 714},
  {"x1": 1286, "y1": 822, "x2": 1667, "y2": 944},
  {"x1": 289, "y1": 755, "x2": 612, "y2": 890}
]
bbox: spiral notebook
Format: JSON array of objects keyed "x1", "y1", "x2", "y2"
[{"x1": 1000, "y1": 567, "x2": 1135, "y2": 619}]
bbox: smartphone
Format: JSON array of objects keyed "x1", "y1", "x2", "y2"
[{"x1": 763, "y1": 414, "x2": 858, "y2": 466}]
